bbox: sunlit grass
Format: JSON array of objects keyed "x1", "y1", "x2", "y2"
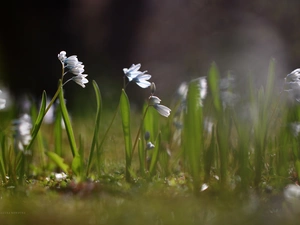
[{"x1": 0, "y1": 55, "x2": 300, "y2": 224}]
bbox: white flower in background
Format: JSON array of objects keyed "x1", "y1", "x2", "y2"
[
  {"x1": 12, "y1": 114, "x2": 32, "y2": 151},
  {"x1": 146, "y1": 141, "x2": 155, "y2": 150},
  {"x1": 175, "y1": 77, "x2": 207, "y2": 106},
  {"x1": 285, "y1": 68, "x2": 300, "y2": 83},
  {"x1": 149, "y1": 96, "x2": 171, "y2": 117},
  {"x1": 0, "y1": 90, "x2": 6, "y2": 109},
  {"x1": 284, "y1": 69, "x2": 300, "y2": 102},
  {"x1": 284, "y1": 184, "x2": 300, "y2": 213},
  {"x1": 219, "y1": 74, "x2": 239, "y2": 108},
  {"x1": 123, "y1": 63, "x2": 152, "y2": 88},
  {"x1": 58, "y1": 51, "x2": 89, "y2": 88},
  {"x1": 54, "y1": 172, "x2": 67, "y2": 182}
]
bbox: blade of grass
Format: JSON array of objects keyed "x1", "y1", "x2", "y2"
[
  {"x1": 86, "y1": 80, "x2": 102, "y2": 176},
  {"x1": 183, "y1": 80, "x2": 204, "y2": 191},
  {"x1": 149, "y1": 132, "x2": 161, "y2": 176},
  {"x1": 59, "y1": 86, "x2": 79, "y2": 158},
  {"x1": 45, "y1": 151, "x2": 69, "y2": 173},
  {"x1": 26, "y1": 90, "x2": 47, "y2": 150},
  {"x1": 120, "y1": 89, "x2": 132, "y2": 182}
]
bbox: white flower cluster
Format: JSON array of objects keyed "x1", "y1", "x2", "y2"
[
  {"x1": 58, "y1": 51, "x2": 89, "y2": 88},
  {"x1": 12, "y1": 114, "x2": 32, "y2": 152},
  {"x1": 123, "y1": 63, "x2": 171, "y2": 117},
  {"x1": 284, "y1": 68, "x2": 300, "y2": 102},
  {"x1": 123, "y1": 63, "x2": 152, "y2": 88},
  {"x1": 148, "y1": 96, "x2": 171, "y2": 117},
  {"x1": 0, "y1": 90, "x2": 6, "y2": 110}
]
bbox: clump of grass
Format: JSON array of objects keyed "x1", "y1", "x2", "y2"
[{"x1": 1, "y1": 52, "x2": 300, "y2": 223}]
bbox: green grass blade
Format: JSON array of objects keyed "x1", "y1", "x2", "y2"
[
  {"x1": 149, "y1": 132, "x2": 161, "y2": 176},
  {"x1": 120, "y1": 89, "x2": 132, "y2": 182},
  {"x1": 183, "y1": 80, "x2": 204, "y2": 191},
  {"x1": 54, "y1": 102, "x2": 63, "y2": 157},
  {"x1": 26, "y1": 90, "x2": 47, "y2": 150},
  {"x1": 59, "y1": 86, "x2": 79, "y2": 158},
  {"x1": 208, "y1": 62, "x2": 221, "y2": 112},
  {"x1": 45, "y1": 151, "x2": 69, "y2": 173},
  {"x1": 0, "y1": 134, "x2": 7, "y2": 183},
  {"x1": 138, "y1": 138, "x2": 145, "y2": 176},
  {"x1": 143, "y1": 104, "x2": 159, "y2": 143},
  {"x1": 86, "y1": 80, "x2": 102, "y2": 176}
]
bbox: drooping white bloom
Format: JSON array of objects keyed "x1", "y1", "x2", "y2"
[
  {"x1": 123, "y1": 63, "x2": 152, "y2": 88},
  {"x1": 146, "y1": 141, "x2": 155, "y2": 150},
  {"x1": 284, "y1": 69, "x2": 300, "y2": 102},
  {"x1": 153, "y1": 104, "x2": 171, "y2": 117},
  {"x1": 58, "y1": 51, "x2": 89, "y2": 88},
  {"x1": 149, "y1": 96, "x2": 171, "y2": 117},
  {"x1": 285, "y1": 68, "x2": 300, "y2": 83},
  {"x1": 12, "y1": 114, "x2": 32, "y2": 151},
  {"x1": 71, "y1": 74, "x2": 89, "y2": 88},
  {"x1": 0, "y1": 90, "x2": 6, "y2": 110}
]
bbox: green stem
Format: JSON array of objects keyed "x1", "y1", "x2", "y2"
[{"x1": 131, "y1": 105, "x2": 149, "y2": 161}]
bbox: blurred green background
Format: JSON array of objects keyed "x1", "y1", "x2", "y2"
[{"x1": 0, "y1": 0, "x2": 300, "y2": 112}]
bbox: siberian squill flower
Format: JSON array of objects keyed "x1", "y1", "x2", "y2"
[
  {"x1": 0, "y1": 90, "x2": 6, "y2": 110},
  {"x1": 57, "y1": 51, "x2": 89, "y2": 88},
  {"x1": 284, "y1": 68, "x2": 300, "y2": 102},
  {"x1": 149, "y1": 95, "x2": 171, "y2": 117},
  {"x1": 12, "y1": 114, "x2": 32, "y2": 152},
  {"x1": 123, "y1": 63, "x2": 152, "y2": 88}
]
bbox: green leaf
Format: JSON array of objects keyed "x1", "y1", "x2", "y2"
[
  {"x1": 138, "y1": 138, "x2": 145, "y2": 175},
  {"x1": 149, "y1": 132, "x2": 161, "y2": 176},
  {"x1": 46, "y1": 151, "x2": 69, "y2": 173},
  {"x1": 59, "y1": 86, "x2": 78, "y2": 158},
  {"x1": 72, "y1": 154, "x2": 82, "y2": 177},
  {"x1": 143, "y1": 104, "x2": 159, "y2": 143},
  {"x1": 54, "y1": 102, "x2": 63, "y2": 156},
  {"x1": 208, "y1": 62, "x2": 221, "y2": 112},
  {"x1": 183, "y1": 80, "x2": 204, "y2": 189},
  {"x1": 86, "y1": 80, "x2": 102, "y2": 176},
  {"x1": 26, "y1": 90, "x2": 47, "y2": 150},
  {"x1": 120, "y1": 89, "x2": 132, "y2": 181}
]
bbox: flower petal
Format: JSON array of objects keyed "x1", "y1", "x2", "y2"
[
  {"x1": 154, "y1": 104, "x2": 171, "y2": 117},
  {"x1": 149, "y1": 96, "x2": 161, "y2": 105},
  {"x1": 71, "y1": 74, "x2": 89, "y2": 88},
  {"x1": 136, "y1": 80, "x2": 151, "y2": 88}
]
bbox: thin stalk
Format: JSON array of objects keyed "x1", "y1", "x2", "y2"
[{"x1": 131, "y1": 105, "x2": 149, "y2": 162}]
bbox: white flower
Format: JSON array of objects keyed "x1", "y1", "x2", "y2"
[
  {"x1": 149, "y1": 96, "x2": 171, "y2": 117},
  {"x1": 58, "y1": 51, "x2": 89, "y2": 88},
  {"x1": 146, "y1": 141, "x2": 155, "y2": 150},
  {"x1": 58, "y1": 51, "x2": 67, "y2": 62},
  {"x1": 0, "y1": 90, "x2": 6, "y2": 110},
  {"x1": 153, "y1": 104, "x2": 171, "y2": 117},
  {"x1": 123, "y1": 63, "x2": 142, "y2": 79},
  {"x1": 123, "y1": 63, "x2": 152, "y2": 88},
  {"x1": 12, "y1": 114, "x2": 32, "y2": 151},
  {"x1": 284, "y1": 69, "x2": 300, "y2": 102},
  {"x1": 284, "y1": 184, "x2": 300, "y2": 213},
  {"x1": 71, "y1": 74, "x2": 89, "y2": 88},
  {"x1": 149, "y1": 96, "x2": 161, "y2": 105},
  {"x1": 285, "y1": 68, "x2": 300, "y2": 83},
  {"x1": 54, "y1": 172, "x2": 67, "y2": 182}
]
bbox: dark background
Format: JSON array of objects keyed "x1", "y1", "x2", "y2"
[{"x1": 0, "y1": 0, "x2": 300, "y2": 112}]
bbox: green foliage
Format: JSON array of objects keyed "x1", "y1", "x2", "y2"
[
  {"x1": 120, "y1": 89, "x2": 132, "y2": 182},
  {"x1": 45, "y1": 151, "x2": 69, "y2": 173},
  {"x1": 183, "y1": 80, "x2": 204, "y2": 191},
  {"x1": 86, "y1": 81, "x2": 102, "y2": 176}
]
